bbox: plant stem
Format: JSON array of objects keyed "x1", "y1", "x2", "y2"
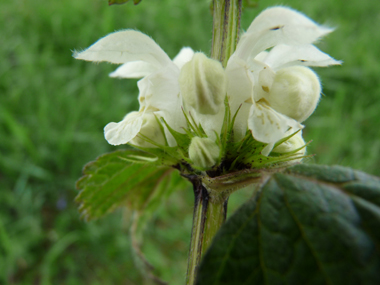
[
  {"x1": 186, "y1": 179, "x2": 228, "y2": 285},
  {"x1": 211, "y1": 0, "x2": 242, "y2": 67},
  {"x1": 185, "y1": 1, "x2": 242, "y2": 284}
]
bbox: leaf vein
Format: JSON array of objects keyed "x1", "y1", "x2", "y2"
[{"x1": 277, "y1": 176, "x2": 334, "y2": 285}]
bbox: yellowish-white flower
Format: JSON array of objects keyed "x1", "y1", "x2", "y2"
[
  {"x1": 180, "y1": 53, "x2": 226, "y2": 115},
  {"x1": 129, "y1": 112, "x2": 166, "y2": 147},
  {"x1": 74, "y1": 30, "x2": 194, "y2": 146},
  {"x1": 226, "y1": 7, "x2": 341, "y2": 145},
  {"x1": 179, "y1": 53, "x2": 227, "y2": 138},
  {"x1": 262, "y1": 66, "x2": 321, "y2": 123},
  {"x1": 74, "y1": 7, "x2": 340, "y2": 165}
]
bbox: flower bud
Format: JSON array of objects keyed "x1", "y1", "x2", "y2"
[
  {"x1": 273, "y1": 131, "x2": 306, "y2": 156},
  {"x1": 188, "y1": 137, "x2": 220, "y2": 170},
  {"x1": 130, "y1": 113, "x2": 166, "y2": 147},
  {"x1": 264, "y1": 66, "x2": 321, "y2": 122},
  {"x1": 179, "y1": 53, "x2": 226, "y2": 115}
]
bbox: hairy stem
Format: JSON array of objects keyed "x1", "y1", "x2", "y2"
[
  {"x1": 186, "y1": 179, "x2": 228, "y2": 285},
  {"x1": 211, "y1": 0, "x2": 242, "y2": 67},
  {"x1": 185, "y1": 1, "x2": 242, "y2": 283}
]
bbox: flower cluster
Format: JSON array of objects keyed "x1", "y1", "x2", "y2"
[{"x1": 74, "y1": 7, "x2": 340, "y2": 174}]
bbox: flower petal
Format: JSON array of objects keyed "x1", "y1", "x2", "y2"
[
  {"x1": 232, "y1": 102, "x2": 251, "y2": 142},
  {"x1": 180, "y1": 53, "x2": 226, "y2": 115},
  {"x1": 235, "y1": 7, "x2": 333, "y2": 60},
  {"x1": 137, "y1": 65, "x2": 181, "y2": 112},
  {"x1": 255, "y1": 51, "x2": 269, "y2": 62},
  {"x1": 108, "y1": 47, "x2": 194, "y2": 79},
  {"x1": 262, "y1": 66, "x2": 321, "y2": 123},
  {"x1": 109, "y1": 61, "x2": 156, "y2": 78},
  {"x1": 152, "y1": 110, "x2": 178, "y2": 147},
  {"x1": 190, "y1": 109, "x2": 225, "y2": 140},
  {"x1": 226, "y1": 55, "x2": 253, "y2": 111},
  {"x1": 248, "y1": 102, "x2": 303, "y2": 144},
  {"x1": 263, "y1": 44, "x2": 342, "y2": 70},
  {"x1": 74, "y1": 30, "x2": 172, "y2": 68},
  {"x1": 173, "y1": 47, "x2": 195, "y2": 69},
  {"x1": 247, "y1": 7, "x2": 332, "y2": 36},
  {"x1": 137, "y1": 65, "x2": 187, "y2": 134},
  {"x1": 104, "y1": 112, "x2": 143, "y2": 145}
]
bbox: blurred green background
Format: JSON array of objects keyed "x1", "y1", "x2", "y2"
[{"x1": 1, "y1": 0, "x2": 379, "y2": 284}]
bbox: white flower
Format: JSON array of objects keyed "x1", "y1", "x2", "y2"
[
  {"x1": 226, "y1": 7, "x2": 341, "y2": 144},
  {"x1": 74, "y1": 30, "x2": 194, "y2": 146},
  {"x1": 180, "y1": 53, "x2": 226, "y2": 115},
  {"x1": 179, "y1": 52, "x2": 227, "y2": 139},
  {"x1": 74, "y1": 7, "x2": 340, "y2": 160}
]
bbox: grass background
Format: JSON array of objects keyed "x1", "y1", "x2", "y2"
[{"x1": 1, "y1": 0, "x2": 379, "y2": 284}]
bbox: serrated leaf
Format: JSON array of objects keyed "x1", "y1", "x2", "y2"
[
  {"x1": 76, "y1": 149, "x2": 182, "y2": 221},
  {"x1": 197, "y1": 164, "x2": 380, "y2": 285},
  {"x1": 108, "y1": 0, "x2": 142, "y2": 5}
]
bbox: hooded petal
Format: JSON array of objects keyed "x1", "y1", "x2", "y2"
[
  {"x1": 248, "y1": 101, "x2": 303, "y2": 144},
  {"x1": 235, "y1": 7, "x2": 333, "y2": 60},
  {"x1": 109, "y1": 61, "x2": 156, "y2": 78},
  {"x1": 247, "y1": 7, "x2": 332, "y2": 36},
  {"x1": 173, "y1": 47, "x2": 195, "y2": 69},
  {"x1": 263, "y1": 44, "x2": 342, "y2": 70},
  {"x1": 180, "y1": 53, "x2": 226, "y2": 115},
  {"x1": 74, "y1": 30, "x2": 172, "y2": 69},
  {"x1": 104, "y1": 111, "x2": 143, "y2": 145},
  {"x1": 262, "y1": 66, "x2": 321, "y2": 123},
  {"x1": 109, "y1": 47, "x2": 195, "y2": 79}
]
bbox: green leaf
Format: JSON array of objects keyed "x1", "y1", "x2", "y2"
[
  {"x1": 108, "y1": 0, "x2": 141, "y2": 5},
  {"x1": 76, "y1": 149, "x2": 182, "y2": 221},
  {"x1": 197, "y1": 164, "x2": 380, "y2": 285}
]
